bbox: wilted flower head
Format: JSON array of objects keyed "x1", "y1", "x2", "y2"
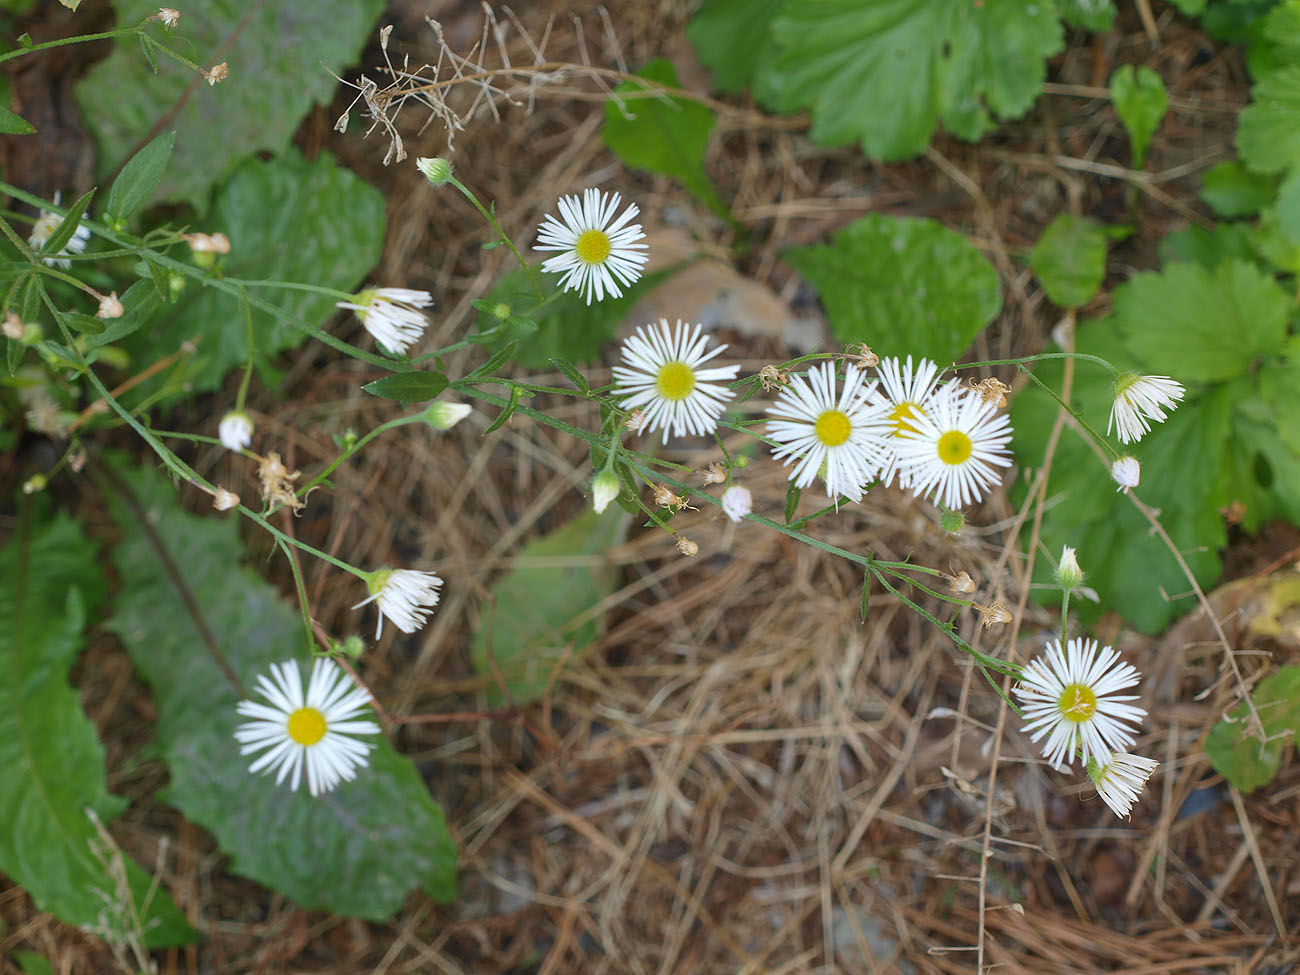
[
  {"x1": 699, "y1": 462, "x2": 727, "y2": 485},
  {"x1": 205, "y1": 61, "x2": 228, "y2": 85},
  {"x1": 184, "y1": 231, "x2": 230, "y2": 254},
  {"x1": 1088, "y1": 752, "x2": 1159, "y2": 820},
  {"x1": 96, "y1": 292, "x2": 124, "y2": 319},
  {"x1": 156, "y1": 7, "x2": 180, "y2": 28},
  {"x1": 978, "y1": 600, "x2": 1012, "y2": 628},
  {"x1": 1111, "y1": 455, "x2": 1140, "y2": 491},
  {"x1": 353, "y1": 568, "x2": 442, "y2": 640},
  {"x1": 946, "y1": 570, "x2": 975, "y2": 594},
  {"x1": 212, "y1": 488, "x2": 240, "y2": 511},
  {"x1": 676, "y1": 536, "x2": 699, "y2": 557},
  {"x1": 337, "y1": 287, "x2": 433, "y2": 356},
  {"x1": 758, "y1": 364, "x2": 789, "y2": 391},
  {"x1": 651, "y1": 482, "x2": 692, "y2": 512},
  {"x1": 720, "y1": 484, "x2": 752, "y2": 523},
  {"x1": 258, "y1": 452, "x2": 305, "y2": 514},
  {"x1": 1108, "y1": 373, "x2": 1185, "y2": 444}
]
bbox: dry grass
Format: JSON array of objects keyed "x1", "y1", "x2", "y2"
[{"x1": 3, "y1": 1, "x2": 1300, "y2": 973}]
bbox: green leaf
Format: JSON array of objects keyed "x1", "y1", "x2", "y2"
[
  {"x1": 687, "y1": 0, "x2": 786, "y2": 93},
  {"x1": 1238, "y1": 66, "x2": 1300, "y2": 174},
  {"x1": 1059, "y1": 0, "x2": 1116, "y2": 30},
  {"x1": 1030, "y1": 214, "x2": 1119, "y2": 309},
  {"x1": 1169, "y1": 0, "x2": 1207, "y2": 15},
  {"x1": 0, "y1": 515, "x2": 194, "y2": 948},
  {"x1": 1205, "y1": 666, "x2": 1300, "y2": 792},
  {"x1": 1109, "y1": 65, "x2": 1168, "y2": 167},
  {"x1": 784, "y1": 213, "x2": 1001, "y2": 363},
  {"x1": 473, "y1": 508, "x2": 630, "y2": 705},
  {"x1": 603, "y1": 59, "x2": 726, "y2": 215},
  {"x1": 127, "y1": 150, "x2": 385, "y2": 393},
  {"x1": 550, "y1": 357, "x2": 591, "y2": 394},
  {"x1": 86, "y1": 279, "x2": 163, "y2": 350},
  {"x1": 1268, "y1": 165, "x2": 1300, "y2": 242},
  {"x1": 362, "y1": 370, "x2": 449, "y2": 403},
  {"x1": 1200, "y1": 160, "x2": 1277, "y2": 217},
  {"x1": 56, "y1": 0, "x2": 78, "y2": 8},
  {"x1": 1113, "y1": 260, "x2": 1289, "y2": 382},
  {"x1": 756, "y1": 0, "x2": 1062, "y2": 161},
  {"x1": 39, "y1": 189, "x2": 93, "y2": 259},
  {"x1": 105, "y1": 131, "x2": 175, "y2": 223},
  {"x1": 57, "y1": 310, "x2": 106, "y2": 335},
  {"x1": 14, "y1": 952, "x2": 53, "y2": 975},
  {"x1": 0, "y1": 105, "x2": 35, "y2": 134},
  {"x1": 105, "y1": 463, "x2": 458, "y2": 918},
  {"x1": 75, "y1": 0, "x2": 386, "y2": 210}
]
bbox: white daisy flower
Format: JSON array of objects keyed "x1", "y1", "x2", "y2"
[
  {"x1": 218, "y1": 411, "x2": 253, "y2": 451},
  {"x1": 612, "y1": 319, "x2": 739, "y2": 442},
  {"x1": 534, "y1": 188, "x2": 648, "y2": 304},
  {"x1": 1088, "y1": 752, "x2": 1159, "y2": 820},
  {"x1": 1111, "y1": 455, "x2": 1141, "y2": 491},
  {"x1": 1015, "y1": 637, "x2": 1147, "y2": 771},
  {"x1": 1108, "y1": 373, "x2": 1185, "y2": 444},
  {"x1": 766, "y1": 362, "x2": 891, "y2": 502},
  {"x1": 720, "y1": 484, "x2": 752, "y2": 523},
  {"x1": 337, "y1": 287, "x2": 433, "y2": 356},
  {"x1": 28, "y1": 200, "x2": 91, "y2": 269},
  {"x1": 353, "y1": 568, "x2": 442, "y2": 640},
  {"x1": 234, "y1": 658, "x2": 380, "y2": 796},
  {"x1": 875, "y1": 355, "x2": 943, "y2": 488},
  {"x1": 894, "y1": 384, "x2": 1013, "y2": 510}
]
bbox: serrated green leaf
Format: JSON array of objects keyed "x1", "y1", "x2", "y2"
[
  {"x1": 362, "y1": 370, "x2": 449, "y2": 403},
  {"x1": 76, "y1": 0, "x2": 385, "y2": 210},
  {"x1": 784, "y1": 214, "x2": 1001, "y2": 363},
  {"x1": 603, "y1": 59, "x2": 726, "y2": 215},
  {"x1": 0, "y1": 105, "x2": 35, "y2": 134},
  {"x1": 105, "y1": 131, "x2": 174, "y2": 223},
  {"x1": 1110, "y1": 65, "x2": 1168, "y2": 167},
  {"x1": 105, "y1": 463, "x2": 458, "y2": 918},
  {"x1": 756, "y1": 0, "x2": 1062, "y2": 161},
  {"x1": 1030, "y1": 214, "x2": 1117, "y2": 309},
  {"x1": 125, "y1": 150, "x2": 384, "y2": 393},
  {"x1": 1205, "y1": 665, "x2": 1300, "y2": 792},
  {"x1": 39, "y1": 189, "x2": 93, "y2": 259},
  {"x1": 1113, "y1": 260, "x2": 1289, "y2": 382},
  {"x1": 472, "y1": 508, "x2": 629, "y2": 706},
  {"x1": 686, "y1": 0, "x2": 786, "y2": 93},
  {"x1": 0, "y1": 515, "x2": 194, "y2": 948},
  {"x1": 1238, "y1": 66, "x2": 1300, "y2": 174},
  {"x1": 1200, "y1": 160, "x2": 1277, "y2": 217},
  {"x1": 1059, "y1": 0, "x2": 1117, "y2": 30}
]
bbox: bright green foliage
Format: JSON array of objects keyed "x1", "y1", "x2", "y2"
[
  {"x1": 106, "y1": 464, "x2": 458, "y2": 918},
  {"x1": 130, "y1": 150, "x2": 385, "y2": 393},
  {"x1": 104, "y1": 132, "x2": 175, "y2": 225},
  {"x1": 1206, "y1": 666, "x2": 1300, "y2": 792},
  {"x1": 783, "y1": 214, "x2": 1001, "y2": 363},
  {"x1": 1200, "y1": 160, "x2": 1278, "y2": 216},
  {"x1": 603, "y1": 59, "x2": 726, "y2": 216},
  {"x1": 686, "y1": 0, "x2": 785, "y2": 93},
  {"x1": 1162, "y1": 221, "x2": 1258, "y2": 272},
  {"x1": 1060, "y1": 0, "x2": 1117, "y2": 30},
  {"x1": 0, "y1": 515, "x2": 194, "y2": 948},
  {"x1": 1267, "y1": 166, "x2": 1300, "y2": 242},
  {"x1": 1109, "y1": 65, "x2": 1168, "y2": 167},
  {"x1": 1170, "y1": 0, "x2": 1209, "y2": 17},
  {"x1": 1030, "y1": 215, "x2": 1126, "y2": 308},
  {"x1": 75, "y1": 0, "x2": 385, "y2": 210},
  {"x1": 14, "y1": 952, "x2": 53, "y2": 975},
  {"x1": 1238, "y1": 66, "x2": 1300, "y2": 173},
  {"x1": 473, "y1": 508, "x2": 630, "y2": 705},
  {"x1": 756, "y1": 0, "x2": 1062, "y2": 161},
  {"x1": 363, "y1": 371, "x2": 450, "y2": 403},
  {"x1": 1013, "y1": 259, "x2": 1297, "y2": 632},
  {"x1": 0, "y1": 105, "x2": 35, "y2": 134}
]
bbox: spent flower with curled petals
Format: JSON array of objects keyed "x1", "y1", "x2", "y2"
[
  {"x1": 234, "y1": 659, "x2": 380, "y2": 796},
  {"x1": 845, "y1": 343, "x2": 879, "y2": 369},
  {"x1": 676, "y1": 536, "x2": 699, "y2": 557},
  {"x1": 947, "y1": 570, "x2": 975, "y2": 594},
  {"x1": 205, "y1": 62, "x2": 228, "y2": 85},
  {"x1": 534, "y1": 188, "x2": 648, "y2": 304},
  {"x1": 156, "y1": 7, "x2": 180, "y2": 28},
  {"x1": 212, "y1": 488, "x2": 240, "y2": 511},
  {"x1": 977, "y1": 600, "x2": 1012, "y2": 628},
  {"x1": 1088, "y1": 752, "x2": 1159, "y2": 820},
  {"x1": 624, "y1": 408, "x2": 648, "y2": 434},
  {"x1": 758, "y1": 364, "x2": 789, "y2": 391},
  {"x1": 1108, "y1": 373, "x2": 1185, "y2": 444},
  {"x1": 353, "y1": 568, "x2": 442, "y2": 640},
  {"x1": 1015, "y1": 637, "x2": 1146, "y2": 771},
  {"x1": 337, "y1": 287, "x2": 432, "y2": 356},
  {"x1": 652, "y1": 483, "x2": 693, "y2": 512},
  {"x1": 258, "y1": 452, "x2": 305, "y2": 514},
  {"x1": 699, "y1": 462, "x2": 727, "y2": 485},
  {"x1": 1112, "y1": 456, "x2": 1141, "y2": 491},
  {"x1": 218, "y1": 411, "x2": 253, "y2": 451},
  {"x1": 720, "y1": 484, "x2": 752, "y2": 523},
  {"x1": 969, "y1": 377, "x2": 1010, "y2": 410},
  {"x1": 96, "y1": 292, "x2": 124, "y2": 319}
]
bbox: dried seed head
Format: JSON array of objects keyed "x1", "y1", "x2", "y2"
[
  {"x1": 96, "y1": 291, "x2": 124, "y2": 319},
  {"x1": 625, "y1": 408, "x2": 648, "y2": 434},
  {"x1": 969, "y1": 377, "x2": 1010, "y2": 409},
  {"x1": 205, "y1": 61, "x2": 229, "y2": 86},
  {"x1": 156, "y1": 7, "x2": 180, "y2": 28},
  {"x1": 651, "y1": 483, "x2": 693, "y2": 512},
  {"x1": 758, "y1": 364, "x2": 789, "y2": 391},
  {"x1": 257, "y1": 452, "x2": 305, "y2": 514},
  {"x1": 947, "y1": 570, "x2": 975, "y2": 594},
  {"x1": 699, "y1": 461, "x2": 727, "y2": 485},
  {"x1": 846, "y1": 343, "x2": 879, "y2": 368},
  {"x1": 213, "y1": 488, "x2": 240, "y2": 511},
  {"x1": 977, "y1": 600, "x2": 1013, "y2": 628},
  {"x1": 676, "y1": 536, "x2": 699, "y2": 557}
]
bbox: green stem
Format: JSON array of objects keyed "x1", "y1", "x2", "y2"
[
  {"x1": 275, "y1": 536, "x2": 318, "y2": 653},
  {"x1": 294, "y1": 413, "x2": 428, "y2": 498},
  {"x1": 0, "y1": 25, "x2": 144, "y2": 67},
  {"x1": 1016, "y1": 363, "x2": 1118, "y2": 460},
  {"x1": 447, "y1": 176, "x2": 543, "y2": 299},
  {"x1": 957, "y1": 351, "x2": 1119, "y2": 377}
]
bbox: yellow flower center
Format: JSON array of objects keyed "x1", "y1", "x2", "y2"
[
  {"x1": 287, "y1": 707, "x2": 327, "y2": 745},
  {"x1": 575, "y1": 228, "x2": 612, "y2": 265},
  {"x1": 1057, "y1": 684, "x2": 1097, "y2": 724},
  {"x1": 656, "y1": 361, "x2": 696, "y2": 400},
  {"x1": 936, "y1": 430, "x2": 973, "y2": 465},
  {"x1": 889, "y1": 401, "x2": 925, "y2": 437},
  {"x1": 815, "y1": 410, "x2": 852, "y2": 446}
]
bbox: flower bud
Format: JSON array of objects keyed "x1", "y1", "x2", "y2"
[
  {"x1": 591, "y1": 470, "x2": 620, "y2": 514},
  {"x1": 1056, "y1": 546, "x2": 1083, "y2": 592},
  {"x1": 213, "y1": 488, "x2": 240, "y2": 511},
  {"x1": 425, "y1": 401, "x2": 471, "y2": 430},
  {"x1": 416, "y1": 157, "x2": 454, "y2": 186},
  {"x1": 1111, "y1": 455, "x2": 1140, "y2": 491},
  {"x1": 940, "y1": 509, "x2": 965, "y2": 535},
  {"x1": 96, "y1": 291, "x2": 124, "y2": 319}
]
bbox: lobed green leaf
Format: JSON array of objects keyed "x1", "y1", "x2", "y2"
[
  {"x1": 1109, "y1": 65, "x2": 1168, "y2": 167},
  {"x1": 1205, "y1": 665, "x2": 1300, "y2": 792}
]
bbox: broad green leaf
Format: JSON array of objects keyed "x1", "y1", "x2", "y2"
[
  {"x1": 0, "y1": 515, "x2": 194, "y2": 948},
  {"x1": 783, "y1": 214, "x2": 1001, "y2": 363},
  {"x1": 1200, "y1": 160, "x2": 1277, "y2": 217},
  {"x1": 126, "y1": 150, "x2": 385, "y2": 393},
  {"x1": 1205, "y1": 666, "x2": 1300, "y2": 792},
  {"x1": 473, "y1": 508, "x2": 630, "y2": 705},
  {"x1": 104, "y1": 131, "x2": 175, "y2": 223},
  {"x1": 1113, "y1": 260, "x2": 1289, "y2": 382},
  {"x1": 0, "y1": 105, "x2": 35, "y2": 134},
  {"x1": 39, "y1": 189, "x2": 93, "y2": 259},
  {"x1": 57, "y1": 311, "x2": 105, "y2": 335},
  {"x1": 757, "y1": 0, "x2": 1062, "y2": 161},
  {"x1": 1109, "y1": 65, "x2": 1168, "y2": 167},
  {"x1": 1169, "y1": 0, "x2": 1208, "y2": 14},
  {"x1": 76, "y1": 0, "x2": 385, "y2": 210},
  {"x1": 106, "y1": 463, "x2": 458, "y2": 918},
  {"x1": 1238, "y1": 66, "x2": 1300, "y2": 173},
  {"x1": 603, "y1": 60, "x2": 726, "y2": 215},
  {"x1": 1268, "y1": 165, "x2": 1300, "y2": 242},
  {"x1": 1030, "y1": 215, "x2": 1121, "y2": 309},
  {"x1": 686, "y1": 0, "x2": 787, "y2": 93},
  {"x1": 362, "y1": 370, "x2": 449, "y2": 403},
  {"x1": 14, "y1": 952, "x2": 53, "y2": 975},
  {"x1": 1059, "y1": 0, "x2": 1116, "y2": 30}
]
